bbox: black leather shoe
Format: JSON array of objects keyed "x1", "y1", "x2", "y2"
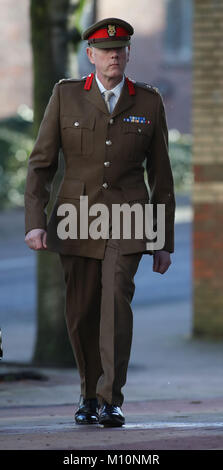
[
  {"x1": 99, "y1": 401, "x2": 125, "y2": 427},
  {"x1": 75, "y1": 396, "x2": 99, "y2": 424}
]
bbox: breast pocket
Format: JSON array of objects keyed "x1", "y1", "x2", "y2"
[
  {"x1": 61, "y1": 115, "x2": 95, "y2": 156},
  {"x1": 122, "y1": 123, "x2": 153, "y2": 161}
]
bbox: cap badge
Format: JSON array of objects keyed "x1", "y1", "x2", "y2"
[{"x1": 107, "y1": 24, "x2": 116, "y2": 37}]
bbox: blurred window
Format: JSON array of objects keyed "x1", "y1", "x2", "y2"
[{"x1": 163, "y1": 0, "x2": 193, "y2": 64}]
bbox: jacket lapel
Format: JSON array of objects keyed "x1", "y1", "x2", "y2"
[
  {"x1": 84, "y1": 75, "x2": 135, "y2": 118},
  {"x1": 111, "y1": 78, "x2": 135, "y2": 118},
  {"x1": 84, "y1": 77, "x2": 108, "y2": 115}
]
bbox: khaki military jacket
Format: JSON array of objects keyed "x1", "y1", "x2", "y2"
[{"x1": 24, "y1": 74, "x2": 175, "y2": 259}]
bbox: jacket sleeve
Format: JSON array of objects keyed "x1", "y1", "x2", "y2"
[
  {"x1": 24, "y1": 83, "x2": 61, "y2": 234},
  {"x1": 146, "y1": 92, "x2": 176, "y2": 253}
]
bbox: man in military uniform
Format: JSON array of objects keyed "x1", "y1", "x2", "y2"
[{"x1": 25, "y1": 18, "x2": 175, "y2": 427}]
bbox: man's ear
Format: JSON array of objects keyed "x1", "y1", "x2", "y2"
[
  {"x1": 126, "y1": 45, "x2": 130, "y2": 63},
  {"x1": 86, "y1": 46, "x2": 95, "y2": 65}
]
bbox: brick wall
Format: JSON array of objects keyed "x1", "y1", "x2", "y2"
[
  {"x1": 192, "y1": 0, "x2": 223, "y2": 336},
  {"x1": 0, "y1": 0, "x2": 32, "y2": 118}
]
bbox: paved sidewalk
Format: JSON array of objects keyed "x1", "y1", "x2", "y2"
[
  {"x1": 1, "y1": 199, "x2": 223, "y2": 450},
  {"x1": 1, "y1": 300, "x2": 223, "y2": 450}
]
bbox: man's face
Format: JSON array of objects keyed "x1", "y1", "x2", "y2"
[{"x1": 86, "y1": 46, "x2": 130, "y2": 81}]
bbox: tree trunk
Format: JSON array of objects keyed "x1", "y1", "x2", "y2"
[
  {"x1": 31, "y1": 0, "x2": 70, "y2": 135},
  {"x1": 30, "y1": 0, "x2": 74, "y2": 366}
]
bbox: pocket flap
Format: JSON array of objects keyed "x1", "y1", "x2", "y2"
[
  {"x1": 58, "y1": 178, "x2": 85, "y2": 199},
  {"x1": 122, "y1": 123, "x2": 151, "y2": 136},
  {"x1": 61, "y1": 115, "x2": 95, "y2": 130}
]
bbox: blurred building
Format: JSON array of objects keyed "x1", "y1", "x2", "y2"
[
  {"x1": 0, "y1": 0, "x2": 192, "y2": 132},
  {"x1": 0, "y1": 0, "x2": 32, "y2": 119}
]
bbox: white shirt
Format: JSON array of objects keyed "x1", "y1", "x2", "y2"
[{"x1": 95, "y1": 74, "x2": 125, "y2": 113}]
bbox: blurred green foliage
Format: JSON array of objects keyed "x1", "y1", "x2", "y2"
[
  {"x1": 0, "y1": 107, "x2": 34, "y2": 209},
  {"x1": 0, "y1": 114, "x2": 192, "y2": 209},
  {"x1": 169, "y1": 129, "x2": 192, "y2": 193}
]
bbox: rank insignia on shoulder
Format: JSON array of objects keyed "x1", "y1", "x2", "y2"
[
  {"x1": 146, "y1": 84, "x2": 159, "y2": 93},
  {"x1": 128, "y1": 77, "x2": 136, "y2": 84},
  {"x1": 58, "y1": 78, "x2": 83, "y2": 84},
  {"x1": 135, "y1": 81, "x2": 160, "y2": 94},
  {"x1": 123, "y1": 115, "x2": 151, "y2": 124}
]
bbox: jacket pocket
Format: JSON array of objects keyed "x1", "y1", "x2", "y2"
[
  {"x1": 122, "y1": 123, "x2": 153, "y2": 161},
  {"x1": 61, "y1": 115, "x2": 95, "y2": 156}
]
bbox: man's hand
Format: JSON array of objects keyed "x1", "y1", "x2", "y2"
[
  {"x1": 153, "y1": 250, "x2": 171, "y2": 274},
  {"x1": 25, "y1": 229, "x2": 47, "y2": 251}
]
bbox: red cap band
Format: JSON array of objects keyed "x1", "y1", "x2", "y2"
[{"x1": 88, "y1": 26, "x2": 129, "y2": 41}]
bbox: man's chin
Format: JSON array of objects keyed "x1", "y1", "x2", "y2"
[{"x1": 107, "y1": 69, "x2": 123, "y2": 79}]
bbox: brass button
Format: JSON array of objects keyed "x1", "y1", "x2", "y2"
[
  {"x1": 74, "y1": 121, "x2": 80, "y2": 127},
  {"x1": 102, "y1": 182, "x2": 108, "y2": 189},
  {"x1": 106, "y1": 140, "x2": 112, "y2": 146},
  {"x1": 104, "y1": 161, "x2": 111, "y2": 167}
]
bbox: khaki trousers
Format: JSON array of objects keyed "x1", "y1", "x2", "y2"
[{"x1": 59, "y1": 232, "x2": 142, "y2": 407}]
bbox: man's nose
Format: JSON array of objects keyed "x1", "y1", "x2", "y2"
[{"x1": 110, "y1": 49, "x2": 119, "y2": 57}]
